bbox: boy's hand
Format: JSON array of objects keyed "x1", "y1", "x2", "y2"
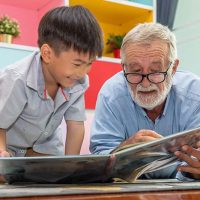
[
  {"x1": 0, "y1": 175, "x2": 5, "y2": 183},
  {"x1": 0, "y1": 150, "x2": 11, "y2": 183},
  {"x1": 0, "y1": 150, "x2": 10, "y2": 183},
  {"x1": 0, "y1": 150, "x2": 10, "y2": 157}
]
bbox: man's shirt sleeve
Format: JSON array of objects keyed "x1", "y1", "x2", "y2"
[{"x1": 90, "y1": 93, "x2": 126, "y2": 154}]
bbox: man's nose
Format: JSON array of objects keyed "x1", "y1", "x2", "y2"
[{"x1": 140, "y1": 76, "x2": 151, "y2": 88}]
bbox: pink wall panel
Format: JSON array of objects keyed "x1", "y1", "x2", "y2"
[
  {"x1": 0, "y1": 4, "x2": 38, "y2": 46},
  {"x1": 0, "y1": 0, "x2": 64, "y2": 46},
  {"x1": 38, "y1": 0, "x2": 65, "y2": 22}
]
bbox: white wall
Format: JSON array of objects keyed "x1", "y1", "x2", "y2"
[{"x1": 173, "y1": 0, "x2": 200, "y2": 75}]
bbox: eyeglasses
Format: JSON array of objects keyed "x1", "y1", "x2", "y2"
[{"x1": 123, "y1": 62, "x2": 172, "y2": 84}]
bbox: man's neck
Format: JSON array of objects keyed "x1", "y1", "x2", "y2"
[{"x1": 144, "y1": 101, "x2": 166, "y2": 123}]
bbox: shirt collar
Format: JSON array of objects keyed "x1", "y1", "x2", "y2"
[
  {"x1": 162, "y1": 90, "x2": 171, "y2": 116},
  {"x1": 26, "y1": 52, "x2": 49, "y2": 99},
  {"x1": 26, "y1": 51, "x2": 41, "y2": 91},
  {"x1": 37, "y1": 56, "x2": 47, "y2": 99}
]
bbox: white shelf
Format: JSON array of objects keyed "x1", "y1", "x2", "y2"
[
  {"x1": 104, "y1": 0, "x2": 153, "y2": 10},
  {"x1": 0, "y1": 42, "x2": 38, "y2": 52},
  {"x1": 98, "y1": 56, "x2": 121, "y2": 63},
  {"x1": 0, "y1": 43, "x2": 121, "y2": 63}
]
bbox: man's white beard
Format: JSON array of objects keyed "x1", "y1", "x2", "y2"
[{"x1": 129, "y1": 74, "x2": 173, "y2": 110}]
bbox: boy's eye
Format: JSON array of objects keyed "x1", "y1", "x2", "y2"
[
  {"x1": 73, "y1": 63, "x2": 81, "y2": 67},
  {"x1": 88, "y1": 62, "x2": 93, "y2": 66}
]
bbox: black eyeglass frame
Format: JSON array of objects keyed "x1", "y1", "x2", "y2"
[{"x1": 122, "y1": 62, "x2": 173, "y2": 84}]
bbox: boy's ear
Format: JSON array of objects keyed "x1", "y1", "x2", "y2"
[{"x1": 40, "y1": 44, "x2": 53, "y2": 64}]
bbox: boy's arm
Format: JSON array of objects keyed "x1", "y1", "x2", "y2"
[
  {"x1": 65, "y1": 120, "x2": 85, "y2": 155},
  {"x1": 0, "y1": 128, "x2": 10, "y2": 157},
  {"x1": 0, "y1": 129, "x2": 9, "y2": 183}
]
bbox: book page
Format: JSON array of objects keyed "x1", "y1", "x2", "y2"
[
  {"x1": 112, "y1": 154, "x2": 177, "y2": 183},
  {"x1": 112, "y1": 142, "x2": 147, "y2": 153},
  {"x1": 114, "y1": 127, "x2": 200, "y2": 157},
  {"x1": 111, "y1": 127, "x2": 200, "y2": 182},
  {"x1": 127, "y1": 155, "x2": 177, "y2": 182}
]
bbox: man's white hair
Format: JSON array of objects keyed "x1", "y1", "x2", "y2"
[{"x1": 121, "y1": 23, "x2": 177, "y2": 63}]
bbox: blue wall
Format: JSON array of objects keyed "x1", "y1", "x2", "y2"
[
  {"x1": 0, "y1": 44, "x2": 36, "y2": 68},
  {"x1": 173, "y1": 0, "x2": 200, "y2": 75}
]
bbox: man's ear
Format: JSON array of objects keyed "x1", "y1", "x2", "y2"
[
  {"x1": 172, "y1": 59, "x2": 179, "y2": 75},
  {"x1": 40, "y1": 44, "x2": 53, "y2": 64}
]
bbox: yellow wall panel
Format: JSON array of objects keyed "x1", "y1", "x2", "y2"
[{"x1": 69, "y1": 0, "x2": 154, "y2": 57}]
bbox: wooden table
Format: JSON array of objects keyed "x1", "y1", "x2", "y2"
[
  {"x1": 1, "y1": 181, "x2": 200, "y2": 199},
  {"x1": 2, "y1": 190, "x2": 200, "y2": 200}
]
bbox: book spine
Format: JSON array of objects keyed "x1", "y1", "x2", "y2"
[{"x1": 102, "y1": 154, "x2": 116, "y2": 182}]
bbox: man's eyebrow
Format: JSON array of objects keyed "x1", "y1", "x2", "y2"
[
  {"x1": 151, "y1": 61, "x2": 162, "y2": 64},
  {"x1": 127, "y1": 62, "x2": 141, "y2": 67}
]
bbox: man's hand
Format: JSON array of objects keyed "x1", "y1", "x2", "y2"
[
  {"x1": 175, "y1": 144, "x2": 200, "y2": 179},
  {"x1": 119, "y1": 129, "x2": 163, "y2": 148}
]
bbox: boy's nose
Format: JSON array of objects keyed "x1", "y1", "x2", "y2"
[{"x1": 77, "y1": 67, "x2": 90, "y2": 78}]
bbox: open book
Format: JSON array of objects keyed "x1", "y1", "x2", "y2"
[{"x1": 0, "y1": 127, "x2": 200, "y2": 184}]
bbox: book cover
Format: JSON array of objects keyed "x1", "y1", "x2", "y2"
[{"x1": 0, "y1": 127, "x2": 200, "y2": 184}]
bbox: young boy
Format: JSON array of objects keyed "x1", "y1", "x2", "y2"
[{"x1": 0, "y1": 5, "x2": 103, "y2": 157}]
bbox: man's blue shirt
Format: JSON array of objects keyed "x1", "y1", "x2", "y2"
[{"x1": 90, "y1": 70, "x2": 200, "y2": 180}]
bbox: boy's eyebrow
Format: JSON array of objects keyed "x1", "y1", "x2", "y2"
[{"x1": 73, "y1": 58, "x2": 95, "y2": 64}]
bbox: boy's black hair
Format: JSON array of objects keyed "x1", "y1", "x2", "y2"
[{"x1": 38, "y1": 5, "x2": 103, "y2": 58}]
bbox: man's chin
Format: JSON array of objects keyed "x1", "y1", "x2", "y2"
[
  {"x1": 135, "y1": 98, "x2": 163, "y2": 110},
  {"x1": 142, "y1": 105, "x2": 157, "y2": 111},
  {"x1": 138, "y1": 97, "x2": 168, "y2": 110},
  {"x1": 139, "y1": 103, "x2": 157, "y2": 110}
]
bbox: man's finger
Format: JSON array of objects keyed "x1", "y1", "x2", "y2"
[
  {"x1": 139, "y1": 130, "x2": 163, "y2": 138},
  {"x1": 175, "y1": 151, "x2": 200, "y2": 168},
  {"x1": 177, "y1": 165, "x2": 200, "y2": 175},
  {"x1": 181, "y1": 145, "x2": 200, "y2": 160}
]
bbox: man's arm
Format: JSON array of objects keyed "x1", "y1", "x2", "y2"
[
  {"x1": 0, "y1": 128, "x2": 10, "y2": 157},
  {"x1": 65, "y1": 120, "x2": 84, "y2": 155}
]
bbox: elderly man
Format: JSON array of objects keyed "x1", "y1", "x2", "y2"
[{"x1": 90, "y1": 22, "x2": 200, "y2": 180}]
